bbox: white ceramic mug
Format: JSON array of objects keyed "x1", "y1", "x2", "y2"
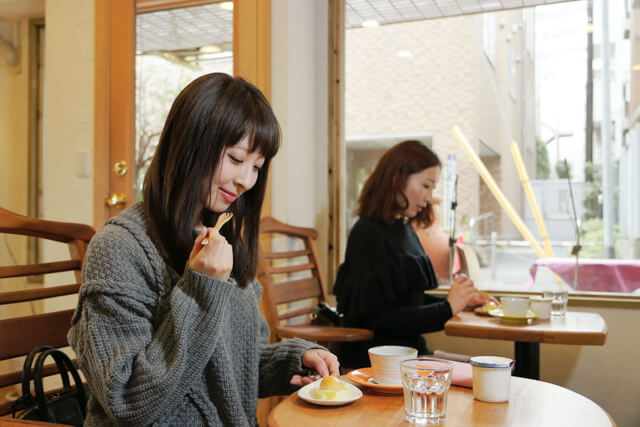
[
  {"x1": 368, "y1": 346, "x2": 417, "y2": 385},
  {"x1": 530, "y1": 296, "x2": 552, "y2": 319},
  {"x1": 470, "y1": 356, "x2": 514, "y2": 403},
  {"x1": 500, "y1": 297, "x2": 530, "y2": 317}
]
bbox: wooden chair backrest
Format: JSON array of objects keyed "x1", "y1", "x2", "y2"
[
  {"x1": 455, "y1": 243, "x2": 483, "y2": 288},
  {"x1": 257, "y1": 217, "x2": 329, "y2": 341},
  {"x1": 0, "y1": 207, "x2": 95, "y2": 415}
]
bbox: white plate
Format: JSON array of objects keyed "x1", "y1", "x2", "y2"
[{"x1": 297, "y1": 377, "x2": 363, "y2": 406}]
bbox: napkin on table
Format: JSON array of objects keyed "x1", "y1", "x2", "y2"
[{"x1": 449, "y1": 360, "x2": 473, "y2": 388}]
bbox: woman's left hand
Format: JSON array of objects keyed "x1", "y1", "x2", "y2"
[
  {"x1": 468, "y1": 291, "x2": 500, "y2": 308},
  {"x1": 289, "y1": 349, "x2": 340, "y2": 386}
]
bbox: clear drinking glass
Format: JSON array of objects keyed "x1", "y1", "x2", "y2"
[
  {"x1": 543, "y1": 289, "x2": 568, "y2": 316},
  {"x1": 400, "y1": 358, "x2": 453, "y2": 425}
]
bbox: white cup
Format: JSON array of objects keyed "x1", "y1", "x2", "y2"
[
  {"x1": 500, "y1": 297, "x2": 530, "y2": 317},
  {"x1": 530, "y1": 296, "x2": 552, "y2": 319},
  {"x1": 368, "y1": 346, "x2": 417, "y2": 385},
  {"x1": 470, "y1": 356, "x2": 514, "y2": 403}
]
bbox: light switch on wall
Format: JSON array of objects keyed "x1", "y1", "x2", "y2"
[{"x1": 76, "y1": 150, "x2": 91, "y2": 178}]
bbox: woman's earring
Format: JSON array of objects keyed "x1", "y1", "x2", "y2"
[{"x1": 403, "y1": 216, "x2": 409, "y2": 224}]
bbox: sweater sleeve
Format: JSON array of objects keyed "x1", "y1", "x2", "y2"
[
  {"x1": 68, "y1": 225, "x2": 236, "y2": 426},
  {"x1": 251, "y1": 282, "x2": 327, "y2": 397},
  {"x1": 359, "y1": 298, "x2": 453, "y2": 336}
]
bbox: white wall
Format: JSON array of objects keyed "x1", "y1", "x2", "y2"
[
  {"x1": 0, "y1": 0, "x2": 95, "y2": 271},
  {"x1": 271, "y1": 0, "x2": 330, "y2": 274},
  {"x1": 42, "y1": 0, "x2": 93, "y2": 226},
  {"x1": 41, "y1": 0, "x2": 94, "y2": 288},
  {"x1": 0, "y1": 0, "x2": 91, "y2": 358},
  {"x1": 0, "y1": 16, "x2": 30, "y2": 265}
]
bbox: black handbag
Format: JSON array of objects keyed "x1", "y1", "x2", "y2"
[
  {"x1": 310, "y1": 302, "x2": 343, "y2": 327},
  {"x1": 11, "y1": 346, "x2": 88, "y2": 426}
]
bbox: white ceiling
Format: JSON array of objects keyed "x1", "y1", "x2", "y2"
[
  {"x1": 137, "y1": 3, "x2": 232, "y2": 53},
  {"x1": 1, "y1": 0, "x2": 579, "y2": 53},
  {"x1": 135, "y1": 0, "x2": 578, "y2": 53},
  {"x1": 345, "y1": 0, "x2": 577, "y2": 28}
]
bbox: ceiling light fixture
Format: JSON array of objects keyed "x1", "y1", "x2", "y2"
[
  {"x1": 219, "y1": 2, "x2": 233, "y2": 11},
  {"x1": 361, "y1": 20, "x2": 379, "y2": 28},
  {"x1": 199, "y1": 45, "x2": 221, "y2": 54}
]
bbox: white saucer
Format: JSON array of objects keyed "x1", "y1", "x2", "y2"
[
  {"x1": 347, "y1": 368, "x2": 403, "y2": 393},
  {"x1": 297, "y1": 378, "x2": 363, "y2": 406}
]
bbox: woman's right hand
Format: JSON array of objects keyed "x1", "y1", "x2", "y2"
[
  {"x1": 189, "y1": 227, "x2": 233, "y2": 281},
  {"x1": 446, "y1": 274, "x2": 477, "y2": 315}
]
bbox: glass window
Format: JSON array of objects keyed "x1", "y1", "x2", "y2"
[
  {"x1": 343, "y1": 0, "x2": 638, "y2": 296},
  {"x1": 483, "y1": 12, "x2": 496, "y2": 66},
  {"x1": 508, "y1": 42, "x2": 517, "y2": 101}
]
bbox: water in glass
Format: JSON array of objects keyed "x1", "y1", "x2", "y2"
[
  {"x1": 401, "y1": 359, "x2": 452, "y2": 425},
  {"x1": 544, "y1": 290, "x2": 568, "y2": 316},
  {"x1": 551, "y1": 298, "x2": 566, "y2": 315}
]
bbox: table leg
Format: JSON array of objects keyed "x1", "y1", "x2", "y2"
[{"x1": 513, "y1": 342, "x2": 539, "y2": 380}]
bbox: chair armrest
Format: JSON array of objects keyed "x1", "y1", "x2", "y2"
[
  {"x1": 0, "y1": 415, "x2": 72, "y2": 426},
  {"x1": 276, "y1": 325, "x2": 374, "y2": 342}
]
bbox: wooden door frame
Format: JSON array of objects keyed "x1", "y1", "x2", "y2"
[
  {"x1": 327, "y1": 0, "x2": 344, "y2": 284},
  {"x1": 233, "y1": 0, "x2": 272, "y2": 216},
  {"x1": 93, "y1": 0, "x2": 135, "y2": 228},
  {"x1": 93, "y1": 0, "x2": 272, "y2": 228}
]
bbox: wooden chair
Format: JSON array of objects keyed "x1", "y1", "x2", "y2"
[
  {"x1": 0, "y1": 207, "x2": 95, "y2": 416},
  {"x1": 257, "y1": 217, "x2": 373, "y2": 345},
  {"x1": 415, "y1": 221, "x2": 451, "y2": 284},
  {"x1": 455, "y1": 243, "x2": 483, "y2": 288}
]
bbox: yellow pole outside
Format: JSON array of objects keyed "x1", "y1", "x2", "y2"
[
  {"x1": 510, "y1": 142, "x2": 554, "y2": 257},
  {"x1": 452, "y1": 126, "x2": 545, "y2": 258},
  {"x1": 510, "y1": 144, "x2": 566, "y2": 289}
]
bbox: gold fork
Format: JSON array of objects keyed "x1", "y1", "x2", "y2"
[{"x1": 201, "y1": 212, "x2": 233, "y2": 246}]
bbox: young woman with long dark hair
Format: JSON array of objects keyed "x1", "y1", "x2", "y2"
[
  {"x1": 69, "y1": 73, "x2": 338, "y2": 426},
  {"x1": 333, "y1": 140, "x2": 489, "y2": 368}
]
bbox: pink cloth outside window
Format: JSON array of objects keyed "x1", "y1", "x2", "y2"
[{"x1": 525, "y1": 257, "x2": 640, "y2": 293}]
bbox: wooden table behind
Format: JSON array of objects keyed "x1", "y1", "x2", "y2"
[
  {"x1": 445, "y1": 311, "x2": 607, "y2": 344},
  {"x1": 268, "y1": 377, "x2": 614, "y2": 427}
]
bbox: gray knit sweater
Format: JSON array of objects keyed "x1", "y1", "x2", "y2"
[{"x1": 68, "y1": 203, "x2": 319, "y2": 426}]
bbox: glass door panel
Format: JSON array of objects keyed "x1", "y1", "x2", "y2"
[{"x1": 135, "y1": 1, "x2": 234, "y2": 199}]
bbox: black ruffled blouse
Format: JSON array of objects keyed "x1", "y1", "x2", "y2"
[{"x1": 333, "y1": 216, "x2": 453, "y2": 368}]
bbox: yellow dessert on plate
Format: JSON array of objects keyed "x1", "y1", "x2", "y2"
[
  {"x1": 310, "y1": 376, "x2": 351, "y2": 400},
  {"x1": 475, "y1": 300, "x2": 499, "y2": 315}
]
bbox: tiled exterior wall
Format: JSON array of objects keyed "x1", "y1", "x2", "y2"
[{"x1": 480, "y1": 156, "x2": 503, "y2": 235}]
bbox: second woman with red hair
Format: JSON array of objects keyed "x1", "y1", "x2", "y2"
[{"x1": 333, "y1": 140, "x2": 488, "y2": 368}]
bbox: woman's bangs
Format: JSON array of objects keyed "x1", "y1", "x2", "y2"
[{"x1": 247, "y1": 114, "x2": 280, "y2": 160}]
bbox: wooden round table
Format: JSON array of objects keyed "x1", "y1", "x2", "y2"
[
  {"x1": 0, "y1": 419, "x2": 69, "y2": 427},
  {"x1": 268, "y1": 376, "x2": 615, "y2": 426}
]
